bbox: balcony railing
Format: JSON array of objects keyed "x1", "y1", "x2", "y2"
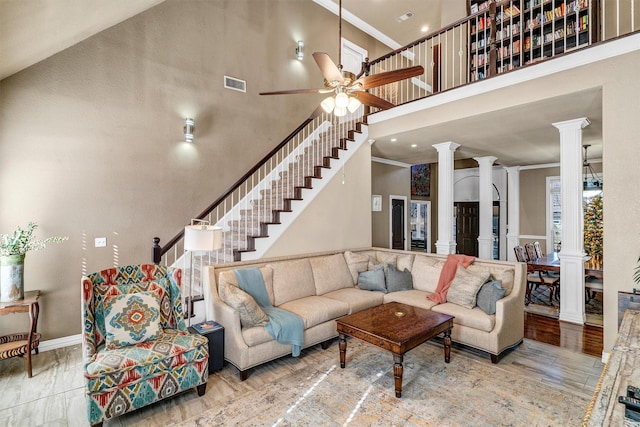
[{"x1": 364, "y1": 0, "x2": 638, "y2": 110}]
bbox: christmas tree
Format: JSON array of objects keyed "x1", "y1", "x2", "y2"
[{"x1": 584, "y1": 195, "x2": 603, "y2": 257}]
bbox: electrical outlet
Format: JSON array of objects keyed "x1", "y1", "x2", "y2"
[{"x1": 95, "y1": 237, "x2": 107, "y2": 248}]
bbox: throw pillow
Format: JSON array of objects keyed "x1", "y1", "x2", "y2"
[
  {"x1": 375, "y1": 251, "x2": 398, "y2": 268},
  {"x1": 103, "y1": 291, "x2": 162, "y2": 349},
  {"x1": 357, "y1": 266, "x2": 386, "y2": 292},
  {"x1": 219, "y1": 282, "x2": 269, "y2": 328},
  {"x1": 476, "y1": 279, "x2": 506, "y2": 315},
  {"x1": 446, "y1": 265, "x2": 491, "y2": 309},
  {"x1": 344, "y1": 251, "x2": 372, "y2": 284},
  {"x1": 386, "y1": 264, "x2": 413, "y2": 293}
]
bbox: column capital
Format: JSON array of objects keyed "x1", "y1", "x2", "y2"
[
  {"x1": 552, "y1": 117, "x2": 591, "y2": 131},
  {"x1": 432, "y1": 141, "x2": 461, "y2": 152},
  {"x1": 504, "y1": 165, "x2": 521, "y2": 173},
  {"x1": 473, "y1": 156, "x2": 498, "y2": 166}
]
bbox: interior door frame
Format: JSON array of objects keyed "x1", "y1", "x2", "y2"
[
  {"x1": 389, "y1": 195, "x2": 408, "y2": 250},
  {"x1": 410, "y1": 200, "x2": 431, "y2": 252}
]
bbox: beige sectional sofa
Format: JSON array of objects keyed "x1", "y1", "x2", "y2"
[{"x1": 204, "y1": 248, "x2": 526, "y2": 380}]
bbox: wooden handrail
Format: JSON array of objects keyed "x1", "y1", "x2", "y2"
[{"x1": 153, "y1": 115, "x2": 315, "y2": 263}]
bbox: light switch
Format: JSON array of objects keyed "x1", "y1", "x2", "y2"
[{"x1": 95, "y1": 237, "x2": 107, "y2": 247}]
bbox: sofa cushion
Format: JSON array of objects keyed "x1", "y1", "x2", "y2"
[
  {"x1": 103, "y1": 291, "x2": 162, "y2": 349},
  {"x1": 242, "y1": 325, "x2": 275, "y2": 347},
  {"x1": 476, "y1": 280, "x2": 506, "y2": 315},
  {"x1": 411, "y1": 256, "x2": 444, "y2": 293},
  {"x1": 396, "y1": 254, "x2": 415, "y2": 271},
  {"x1": 386, "y1": 265, "x2": 413, "y2": 293},
  {"x1": 376, "y1": 251, "x2": 398, "y2": 267},
  {"x1": 218, "y1": 267, "x2": 275, "y2": 306},
  {"x1": 446, "y1": 265, "x2": 490, "y2": 309},
  {"x1": 85, "y1": 329, "x2": 209, "y2": 392},
  {"x1": 322, "y1": 288, "x2": 384, "y2": 314},
  {"x1": 344, "y1": 251, "x2": 372, "y2": 284},
  {"x1": 279, "y1": 296, "x2": 349, "y2": 329},
  {"x1": 219, "y1": 281, "x2": 269, "y2": 329},
  {"x1": 431, "y1": 303, "x2": 496, "y2": 332},
  {"x1": 383, "y1": 289, "x2": 439, "y2": 310},
  {"x1": 267, "y1": 259, "x2": 316, "y2": 306},
  {"x1": 358, "y1": 266, "x2": 387, "y2": 292},
  {"x1": 467, "y1": 264, "x2": 515, "y2": 296},
  {"x1": 310, "y1": 253, "x2": 354, "y2": 295}
]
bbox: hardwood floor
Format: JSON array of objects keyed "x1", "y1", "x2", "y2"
[{"x1": 525, "y1": 312, "x2": 604, "y2": 358}]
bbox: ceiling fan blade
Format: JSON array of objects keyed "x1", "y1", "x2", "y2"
[
  {"x1": 312, "y1": 52, "x2": 344, "y2": 84},
  {"x1": 259, "y1": 88, "x2": 324, "y2": 95},
  {"x1": 354, "y1": 92, "x2": 395, "y2": 110},
  {"x1": 354, "y1": 66, "x2": 424, "y2": 89}
]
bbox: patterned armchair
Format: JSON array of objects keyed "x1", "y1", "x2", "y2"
[{"x1": 81, "y1": 264, "x2": 208, "y2": 427}]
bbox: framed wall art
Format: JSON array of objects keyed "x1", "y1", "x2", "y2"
[{"x1": 411, "y1": 164, "x2": 430, "y2": 197}]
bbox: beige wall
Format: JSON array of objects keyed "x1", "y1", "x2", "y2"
[
  {"x1": 0, "y1": 0, "x2": 386, "y2": 340},
  {"x1": 265, "y1": 142, "x2": 372, "y2": 257},
  {"x1": 371, "y1": 161, "x2": 410, "y2": 248}
]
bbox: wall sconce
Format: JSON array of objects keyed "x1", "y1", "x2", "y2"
[
  {"x1": 184, "y1": 118, "x2": 195, "y2": 142},
  {"x1": 296, "y1": 40, "x2": 304, "y2": 60}
]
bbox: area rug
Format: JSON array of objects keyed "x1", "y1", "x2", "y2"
[{"x1": 174, "y1": 339, "x2": 590, "y2": 426}]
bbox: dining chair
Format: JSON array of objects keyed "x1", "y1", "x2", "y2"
[
  {"x1": 524, "y1": 243, "x2": 537, "y2": 262},
  {"x1": 514, "y1": 245, "x2": 559, "y2": 306},
  {"x1": 533, "y1": 241, "x2": 544, "y2": 259}
]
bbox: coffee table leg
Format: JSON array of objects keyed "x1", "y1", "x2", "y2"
[
  {"x1": 339, "y1": 333, "x2": 347, "y2": 368},
  {"x1": 443, "y1": 328, "x2": 452, "y2": 363},
  {"x1": 393, "y1": 354, "x2": 403, "y2": 398}
]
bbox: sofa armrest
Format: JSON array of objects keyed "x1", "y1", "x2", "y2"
[
  {"x1": 492, "y1": 262, "x2": 526, "y2": 350},
  {"x1": 203, "y1": 267, "x2": 249, "y2": 361}
]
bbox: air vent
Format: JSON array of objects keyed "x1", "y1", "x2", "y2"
[
  {"x1": 396, "y1": 12, "x2": 414, "y2": 23},
  {"x1": 224, "y1": 75, "x2": 246, "y2": 93}
]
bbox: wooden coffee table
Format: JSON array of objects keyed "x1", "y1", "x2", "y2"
[{"x1": 336, "y1": 301, "x2": 454, "y2": 398}]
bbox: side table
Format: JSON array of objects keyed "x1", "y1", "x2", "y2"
[
  {"x1": 188, "y1": 320, "x2": 224, "y2": 374},
  {"x1": 0, "y1": 290, "x2": 41, "y2": 378}
]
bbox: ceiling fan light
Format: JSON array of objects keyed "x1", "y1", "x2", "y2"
[
  {"x1": 347, "y1": 96, "x2": 361, "y2": 113},
  {"x1": 334, "y1": 106, "x2": 347, "y2": 117},
  {"x1": 321, "y1": 96, "x2": 335, "y2": 113},
  {"x1": 335, "y1": 92, "x2": 350, "y2": 108}
]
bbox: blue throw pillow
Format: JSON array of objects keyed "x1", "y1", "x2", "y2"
[
  {"x1": 386, "y1": 264, "x2": 413, "y2": 293},
  {"x1": 358, "y1": 266, "x2": 386, "y2": 293},
  {"x1": 476, "y1": 279, "x2": 505, "y2": 315}
]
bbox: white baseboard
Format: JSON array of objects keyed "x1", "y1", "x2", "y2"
[{"x1": 38, "y1": 334, "x2": 82, "y2": 352}]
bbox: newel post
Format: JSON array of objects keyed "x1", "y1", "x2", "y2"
[{"x1": 152, "y1": 237, "x2": 161, "y2": 264}]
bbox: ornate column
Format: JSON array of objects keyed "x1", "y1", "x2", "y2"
[
  {"x1": 474, "y1": 156, "x2": 497, "y2": 259},
  {"x1": 553, "y1": 117, "x2": 590, "y2": 325},
  {"x1": 505, "y1": 166, "x2": 521, "y2": 261},
  {"x1": 433, "y1": 142, "x2": 461, "y2": 255}
]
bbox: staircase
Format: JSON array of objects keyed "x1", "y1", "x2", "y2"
[{"x1": 153, "y1": 109, "x2": 369, "y2": 297}]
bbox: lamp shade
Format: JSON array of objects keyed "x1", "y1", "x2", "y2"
[{"x1": 184, "y1": 225, "x2": 223, "y2": 251}]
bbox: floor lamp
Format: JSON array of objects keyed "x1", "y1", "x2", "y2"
[{"x1": 184, "y1": 219, "x2": 223, "y2": 325}]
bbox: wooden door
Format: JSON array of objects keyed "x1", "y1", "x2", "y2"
[
  {"x1": 391, "y1": 199, "x2": 405, "y2": 250},
  {"x1": 455, "y1": 202, "x2": 479, "y2": 256}
]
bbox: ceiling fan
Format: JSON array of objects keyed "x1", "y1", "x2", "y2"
[{"x1": 259, "y1": 0, "x2": 424, "y2": 118}]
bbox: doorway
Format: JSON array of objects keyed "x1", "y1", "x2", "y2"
[
  {"x1": 389, "y1": 196, "x2": 407, "y2": 250},
  {"x1": 454, "y1": 201, "x2": 501, "y2": 258},
  {"x1": 410, "y1": 201, "x2": 431, "y2": 252}
]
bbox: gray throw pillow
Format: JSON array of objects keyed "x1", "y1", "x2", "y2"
[
  {"x1": 386, "y1": 264, "x2": 413, "y2": 293},
  {"x1": 476, "y1": 279, "x2": 506, "y2": 315},
  {"x1": 358, "y1": 266, "x2": 386, "y2": 292}
]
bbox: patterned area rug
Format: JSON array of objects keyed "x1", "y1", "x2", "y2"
[{"x1": 174, "y1": 339, "x2": 590, "y2": 426}]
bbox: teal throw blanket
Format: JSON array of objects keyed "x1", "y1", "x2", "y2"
[{"x1": 233, "y1": 268, "x2": 304, "y2": 357}]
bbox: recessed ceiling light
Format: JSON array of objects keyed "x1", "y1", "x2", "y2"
[
  {"x1": 411, "y1": 144, "x2": 417, "y2": 148},
  {"x1": 421, "y1": 25, "x2": 429, "y2": 32},
  {"x1": 390, "y1": 138, "x2": 397, "y2": 142}
]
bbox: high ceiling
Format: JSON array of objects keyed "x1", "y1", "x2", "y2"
[{"x1": 0, "y1": 0, "x2": 602, "y2": 166}]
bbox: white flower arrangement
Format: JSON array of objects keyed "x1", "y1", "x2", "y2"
[{"x1": 0, "y1": 222, "x2": 68, "y2": 256}]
